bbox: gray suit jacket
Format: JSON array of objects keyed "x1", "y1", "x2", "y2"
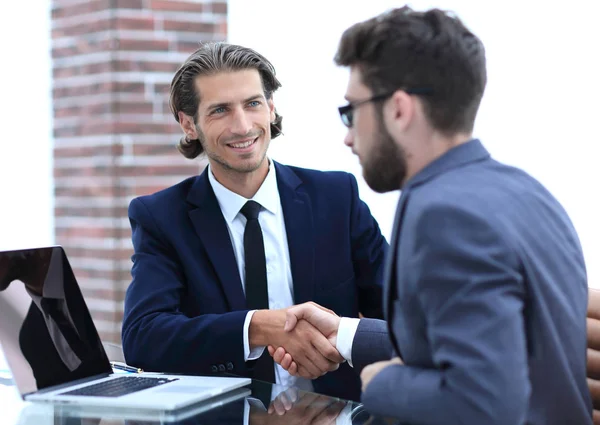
[
  {"x1": 353, "y1": 140, "x2": 592, "y2": 424},
  {"x1": 351, "y1": 318, "x2": 391, "y2": 372}
]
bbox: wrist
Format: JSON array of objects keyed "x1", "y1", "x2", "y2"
[{"x1": 249, "y1": 309, "x2": 286, "y2": 348}]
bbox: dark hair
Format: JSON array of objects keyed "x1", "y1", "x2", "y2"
[
  {"x1": 335, "y1": 7, "x2": 486, "y2": 135},
  {"x1": 170, "y1": 42, "x2": 283, "y2": 159}
]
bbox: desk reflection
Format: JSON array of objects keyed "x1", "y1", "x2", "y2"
[{"x1": 15, "y1": 380, "x2": 394, "y2": 425}]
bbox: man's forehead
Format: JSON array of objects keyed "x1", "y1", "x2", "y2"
[
  {"x1": 345, "y1": 66, "x2": 370, "y2": 99},
  {"x1": 195, "y1": 69, "x2": 264, "y2": 105}
]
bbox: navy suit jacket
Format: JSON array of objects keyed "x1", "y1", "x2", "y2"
[
  {"x1": 353, "y1": 140, "x2": 592, "y2": 424},
  {"x1": 122, "y1": 161, "x2": 388, "y2": 401}
]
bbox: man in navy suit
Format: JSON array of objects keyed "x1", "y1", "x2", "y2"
[
  {"x1": 269, "y1": 6, "x2": 593, "y2": 424},
  {"x1": 121, "y1": 42, "x2": 388, "y2": 402}
]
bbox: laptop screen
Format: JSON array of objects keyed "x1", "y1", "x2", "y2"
[{"x1": 0, "y1": 246, "x2": 112, "y2": 396}]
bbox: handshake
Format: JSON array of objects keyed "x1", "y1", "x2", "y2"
[
  {"x1": 263, "y1": 302, "x2": 345, "y2": 380},
  {"x1": 259, "y1": 302, "x2": 402, "y2": 392}
]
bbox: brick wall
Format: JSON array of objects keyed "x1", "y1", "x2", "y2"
[{"x1": 51, "y1": 0, "x2": 226, "y2": 344}]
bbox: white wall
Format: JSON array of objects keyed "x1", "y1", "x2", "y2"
[
  {"x1": 229, "y1": 0, "x2": 600, "y2": 287},
  {"x1": 0, "y1": 0, "x2": 53, "y2": 250},
  {"x1": 0, "y1": 1, "x2": 597, "y2": 286}
]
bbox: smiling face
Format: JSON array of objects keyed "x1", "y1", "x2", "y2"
[{"x1": 182, "y1": 69, "x2": 276, "y2": 180}]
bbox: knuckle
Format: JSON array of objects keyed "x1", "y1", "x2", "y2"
[{"x1": 324, "y1": 346, "x2": 337, "y2": 358}]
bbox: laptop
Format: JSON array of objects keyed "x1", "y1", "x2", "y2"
[
  {"x1": 0, "y1": 246, "x2": 250, "y2": 411},
  {"x1": 11, "y1": 387, "x2": 251, "y2": 423}
]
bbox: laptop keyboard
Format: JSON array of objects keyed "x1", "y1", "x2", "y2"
[{"x1": 59, "y1": 376, "x2": 178, "y2": 398}]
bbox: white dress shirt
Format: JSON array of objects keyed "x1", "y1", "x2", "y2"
[{"x1": 208, "y1": 161, "x2": 313, "y2": 392}]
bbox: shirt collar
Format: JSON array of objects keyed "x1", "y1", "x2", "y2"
[
  {"x1": 208, "y1": 160, "x2": 281, "y2": 224},
  {"x1": 403, "y1": 139, "x2": 490, "y2": 190}
]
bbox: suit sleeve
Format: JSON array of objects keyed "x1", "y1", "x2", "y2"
[
  {"x1": 350, "y1": 318, "x2": 393, "y2": 373},
  {"x1": 122, "y1": 197, "x2": 249, "y2": 376},
  {"x1": 347, "y1": 173, "x2": 388, "y2": 319},
  {"x1": 362, "y1": 205, "x2": 529, "y2": 425}
]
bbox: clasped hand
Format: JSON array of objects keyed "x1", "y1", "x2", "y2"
[
  {"x1": 267, "y1": 302, "x2": 344, "y2": 379},
  {"x1": 268, "y1": 302, "x2": 403, "y2": 390}
]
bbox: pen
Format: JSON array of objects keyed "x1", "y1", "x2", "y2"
[{"x1": 110, "y1": 361, "x2": 143, "y2": 374}]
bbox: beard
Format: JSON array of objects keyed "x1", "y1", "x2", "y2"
[{"x1": 362, "y1": 115, "x2": 407, "y2": 193}]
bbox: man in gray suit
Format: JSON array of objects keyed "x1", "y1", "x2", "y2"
[{"x1": 267, "y1": 6, "x2": 592, "y2": 424}]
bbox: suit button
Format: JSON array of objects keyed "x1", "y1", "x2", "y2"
[
  {"x1": 226, "y1": 362, "x2": 234, "y2": 371},
  {"x1": 211, "y1": 365, "x2": 218, "y2": 373},
  {"x1": 218, "y1": 364, "x2": 226, "y2": 372}
]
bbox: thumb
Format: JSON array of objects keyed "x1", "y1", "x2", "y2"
[{"x1": 284, "y1": 304, "x2": 310, "y2": 331}]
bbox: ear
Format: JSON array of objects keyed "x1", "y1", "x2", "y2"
[
  {"x1": 178, "y1": 111, "x2": 199, "y2": 140},
  {"x1": 267, "y1": 98, "x2": 276, "y2": 123},
  {"x1": 384, "y1": 90, "x2": 415, "y2": 137}
]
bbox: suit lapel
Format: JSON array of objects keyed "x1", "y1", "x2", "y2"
[
  {"x1": 275, "y1": 163, "x2": 315, "y2": 304},
  {"x1": 384, "y1": 190, "x2": 411, "y2": 357},
  {"x1": 187, "y1": 170, "x2": 246, "y2": 311}
]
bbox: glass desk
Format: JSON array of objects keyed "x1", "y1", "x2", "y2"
[{"x1": 0, "y1": 375, "x2": 394, "y2": 425}]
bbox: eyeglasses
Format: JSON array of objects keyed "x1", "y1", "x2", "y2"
[{"x1": 338, "y1": 88, "x2": 433, "y2": 128}]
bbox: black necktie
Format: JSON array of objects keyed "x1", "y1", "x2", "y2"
[
  {"x1": 241, "y1": 201, "x2": 275, "y2": 383},
  {"x1": 40, "y1": 298, "x2": 86, "y2": 358}
]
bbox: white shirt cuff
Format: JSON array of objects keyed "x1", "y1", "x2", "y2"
[
  {"x1": 243, "y1": 398, "x2": 250, "y2": 425},
  {"x1": 335, "y1": 317, "x2": 360, "y2": 368},
  {"x1": 244, "y1": 397, "x2": 269, "y2": 425},
  {"x1": 244, "y1": 310, "x2": 266, "y2": 361},
  {"x1": 335, "y1": 402, "x2": 355, "y2": 425}
]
